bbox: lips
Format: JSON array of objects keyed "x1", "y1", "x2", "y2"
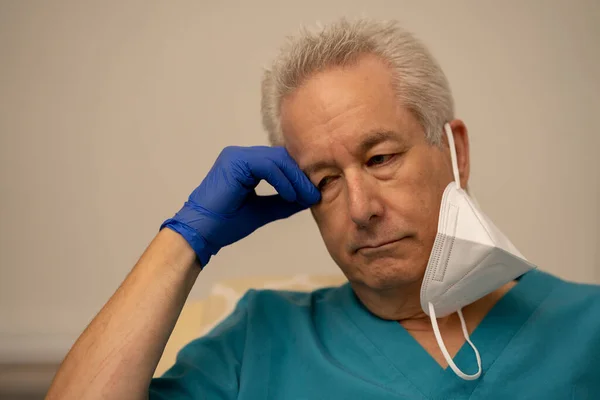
[{"x1": 355, "y1": 237, "x2": 406, "y2": 253}]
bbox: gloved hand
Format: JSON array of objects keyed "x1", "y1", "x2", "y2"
[{"x1": 161, "y1": 146, "x2": 321, "y2": 268}]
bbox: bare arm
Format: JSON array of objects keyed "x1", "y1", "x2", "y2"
[
  {"x1": 46, "y1": 228, "x2": 200, "y2": 400},
  {"x1": 46, "y1": 146, "x2": 319, "y2": 399}
]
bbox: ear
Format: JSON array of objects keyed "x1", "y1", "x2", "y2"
[{"x1": 448, "y1": 119, "x2": 470, "y2": 190}]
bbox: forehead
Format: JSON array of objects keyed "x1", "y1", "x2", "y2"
[{"x1": 279, "y1": 54, "x2": 422, "y2": 166}]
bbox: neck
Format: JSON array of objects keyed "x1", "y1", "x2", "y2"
[
  {"x1": 350, "y1": 278, "x2": 427, "y2": 321},
  {"x1": 351, "y1": 279, "x2": 517, "y2": 331}
]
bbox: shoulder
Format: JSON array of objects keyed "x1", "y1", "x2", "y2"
[
  {"x1": 240, "y1": 284, "x2": 345, "y2": 314},
  {"x1": 228, "y1": 284, "x2": 347, "y2": 335},
  {"x1": 549, "y1": 271, "x2": 600, "y2": 299},
  {"x1": 531, "y1": 269, "x2": 600, "y2": 315},
  {"x1": 558, "y1": 277, "x2": 600, "y2": 312}
]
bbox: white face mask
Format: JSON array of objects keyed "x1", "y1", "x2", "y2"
[{"x1": 420, "y1": 123, "x2": 536, "y2": 380}]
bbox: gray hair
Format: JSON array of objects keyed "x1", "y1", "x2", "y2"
[{"x1": 261, "y1": 18, "x2": 454, "y2": 146}]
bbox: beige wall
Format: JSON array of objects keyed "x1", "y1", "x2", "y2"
[{"x1": 0, "y1": 0, "x2": 598, "y2": 363}]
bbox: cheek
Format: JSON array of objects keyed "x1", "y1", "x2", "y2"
[
  {"x1": 389, "y1": 149, "x2": 450, "y2": 233},
  {"x1": 311, "y1": 205, "x2": 347, "y2": 253}
]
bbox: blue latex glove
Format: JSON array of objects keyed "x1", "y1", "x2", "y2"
[{"x1": 161, "y1": 146, "x2": 321, "y2": 268}]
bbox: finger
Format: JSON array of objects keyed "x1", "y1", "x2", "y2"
[
  {"x1": 268, "y1": 147, "x2": 321, "y2": 206},
  {"x1": 247, "y1": 194, "x2": 308, "y2": 226},
  {"x1": 245, "y1": 157, "x2": 297, "y2": 202}
]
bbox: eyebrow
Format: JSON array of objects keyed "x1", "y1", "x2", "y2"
[
  {"x1": 357, "y1": 130, "x2": 400, "y2": 154},
  {"x1": 302, "y1": 130, "x2": 401, "y2": 178}
]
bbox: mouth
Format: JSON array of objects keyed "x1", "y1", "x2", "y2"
[{"x1": 355, "y1": 237, "x2": 407, "y2": 254}]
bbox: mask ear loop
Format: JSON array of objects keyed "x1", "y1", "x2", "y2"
[
  {"x1": 444, "y1": 123, "x2": 483, "y2": 209},
  {"x1": 428, "y1": 302, "x2": 482, "y2": 380},
  {"x1": 444, "y1": 123, "x2": 461, "y2": 190},
  {"x1": 431, "y1": 124, "x2": 482, "y2": 380}
]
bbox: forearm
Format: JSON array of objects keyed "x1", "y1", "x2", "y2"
[{"x1": 46, "y1": 228, "x2": 201, "y2": 400}]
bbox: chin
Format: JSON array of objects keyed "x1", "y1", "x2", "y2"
[{"x1": 347, "y1": 256, "x2": 425, "y2": 292}]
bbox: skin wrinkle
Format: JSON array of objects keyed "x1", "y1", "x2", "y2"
[
  {"x1": 281, "y1": 54, "x2": 452, "y2": 316},
  {"x1": 280, "y1": 53, "x2": 512, "y2": 368}
]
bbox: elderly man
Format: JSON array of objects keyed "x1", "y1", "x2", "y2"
[{"x1": 47, "y1": 18, "x2": 600, "y2": 399}]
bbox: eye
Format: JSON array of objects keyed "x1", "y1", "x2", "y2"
[
  {"x1": 367, "y1": 154, "x2": 395, "y2": 167},
  {"x1": 317, "y1": 176, "x2": 337, "y2": 191}
]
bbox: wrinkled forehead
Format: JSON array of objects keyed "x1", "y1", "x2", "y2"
[
  {"x1": 278, "y1": 54, "x2": 423, "y2": 168},
  {"x1": 281, "y1": 88, "x2": 423, "y2": 175}
]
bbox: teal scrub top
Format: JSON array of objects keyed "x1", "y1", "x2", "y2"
[{"x1": 149, "y1": 270, "x2": 600, "y2": 399}]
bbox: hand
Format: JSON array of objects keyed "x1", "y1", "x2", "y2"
[{"x1": 161, "y1": 146, "x2": 320, "y2": 268}]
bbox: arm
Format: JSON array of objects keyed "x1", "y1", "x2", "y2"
[
  {"x1": 46, "y1": 229, "x2": 200, "y2": 400},
  {"x1": 46, "y1": 146, "x2": 320, "y2": 400}
]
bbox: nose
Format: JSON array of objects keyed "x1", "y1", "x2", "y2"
[{"x1": 345, "y1": 172, "x2": 384, "y2": 228}]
